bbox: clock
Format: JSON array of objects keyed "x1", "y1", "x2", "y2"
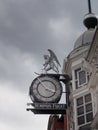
[{"x1": 29, "y1": 75, "x2": 62, "y2": 103}]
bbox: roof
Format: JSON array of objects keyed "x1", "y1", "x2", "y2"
[
  {"x1": 74, "y1": 29, "x2": 95, "y2": 49},
  {"x1": 86, "y1": 25, "x2": 98, "y2": 62}
]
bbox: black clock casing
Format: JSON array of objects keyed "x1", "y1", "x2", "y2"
[{"x1": 29, "y1": 75, "x2": 62, "y2": 103}]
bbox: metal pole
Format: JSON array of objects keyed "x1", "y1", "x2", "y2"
[{"x1": 88, "y1": 0, "x2": 92, "y2": 13}]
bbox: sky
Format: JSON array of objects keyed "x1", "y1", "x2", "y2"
[{"x1": 0, "y1": 0, "x2": 98, "y2": 130}]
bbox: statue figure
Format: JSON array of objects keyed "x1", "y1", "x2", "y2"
[{"x1": 43, "y1": 49, "x2": 61, "y2": 73}]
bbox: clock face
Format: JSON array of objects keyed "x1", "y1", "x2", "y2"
[{"x1": 29, "y1": 75, "x2": 62, "y2": 103}]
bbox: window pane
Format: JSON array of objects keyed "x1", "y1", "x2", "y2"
[
  {"x1": 77, "y1": 97, "x2": 83, "y2": 106},
  {"x1": 85, "y1": 103, "x2": 92, "y2": 112},
  {"x1": 87, "y1": 72, "x2": 90, "y2": 82},
  {"x1": 77, "y1": 106, "x2": 84, "y2": 115},
  {"x1": 78, "y1": 116, "x2": 85, "y2": 125},
  {"x1": 78, "y1": 71, "x2": 86, "y2": 85},
  {"x1": 85, "y1": 94, "x2": 91, "y2": 103},
  {"x1": 86, "y1": 112, "x2": 93, "y2": 122},
  {"x1": 75, "y1": 81, "x2": 78, "y2": 89},
  {"x1": 79, "y1": 124, "x2": 91, "y2": 130}
]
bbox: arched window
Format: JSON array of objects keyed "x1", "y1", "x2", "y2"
[{"x1": 74, "y1": 68, "x2": 90, "y2": 89}]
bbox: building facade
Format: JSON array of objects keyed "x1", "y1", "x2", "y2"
[{"x1": 62, "y1": 9, "x2": 98, "y2": 130}]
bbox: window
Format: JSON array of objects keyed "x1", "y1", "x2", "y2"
[
  {"x1": 74, "y1": 68, "x2": 89, "y2": 89},
  {"x1": 77, "y1": 106, "x2": 84, "y2": 115},
  {"x1": 78, "y1": 71, "x2": 86, "y2": 85},
  {"x1": 85, "y1": 103, "x2": 92, "y2": 112},
  {"x1": 76, "y1": 93, "x2": 93, "y2": 126},
  {"x1": 79, "y1": 124, "x2": 91, "y2": 130},
  {"x1": 78, "y1": 116, "x2": 85, "y2": 125},
  {"x1": 77, "y1": 97, "x2": 83, "y2": 106},
  {"x1": 86, "y1": 112, "x2": 93, "y2": 122},
  {"x1": 85, "y1": 94, "x2": 91, "y2": 103}
]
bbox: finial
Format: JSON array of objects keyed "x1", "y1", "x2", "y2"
[{"x1": 83, "y1": 0, "x2": 98, "y2": 29}]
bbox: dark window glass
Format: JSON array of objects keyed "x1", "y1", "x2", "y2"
[
  {"x1": 78, "y1": 71, "x2": 86, "y2": 85},
  {"x1": 79, "y1": 124, "x2": 91, "y2": 130},
  {"x1": 87, "y1": 72, "x2": 90, "y2": 82},
  {"x1": 77, "y1": 106, "x2": 84, "y2": 115},
  {"x1": 78, "y1": 116, "x2": 85, "y2": 125},
  {"x1": 86, "y1": 112, "x2": 93, "y2": 122},
  {"x1": 77, "y1": 97, "x2": 83, "y2": 106},
  {"x1": 85, "y1": 103, "x2": 92, "y2": 112},
  {"x1": 75, "y1": 81, "x2": 78, "y2": 89},
  {"x1": 85, "y1": 94, "x2": 91, "y2": 103}
]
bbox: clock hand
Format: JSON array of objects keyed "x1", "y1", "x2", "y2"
[
  {"x1": 46, "y1": 87, "x2": 55, "y2": 93},
  {"x1": 37, "y1": 77, "x2": 55, "y2": 93}
]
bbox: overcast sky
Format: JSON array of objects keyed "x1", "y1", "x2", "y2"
[{"x1": 0, "y1": 0, "x2": 98, "y2": 130}]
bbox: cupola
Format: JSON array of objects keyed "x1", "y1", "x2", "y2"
[{"x1": 74, "y1": 0, "x2": 98, "y2": 50}]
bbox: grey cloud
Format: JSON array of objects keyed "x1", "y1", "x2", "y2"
[
  {"x1": 0, "y1": 0, "x2": 98, "y2": 130},
  {"x1": 0, "y1": 42, "x2": 42, "y2": 92},
  {"x1": 0, "y1": 0, "x2": 98, "y2": 91},
  {"x1": 0, "y1": 0, "x2": 90, "y2": 55}
]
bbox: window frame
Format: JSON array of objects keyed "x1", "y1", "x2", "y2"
[
  {"x1": 74, "y1": 68, "x2": 90, "y2": 89},
  {"x1": 76, "y1": 93, "x2": 93, "y2": 127}
]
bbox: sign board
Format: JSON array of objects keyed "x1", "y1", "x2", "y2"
[
  {"x1": 27, "y1": 103, "x2": 67, "y2": 114},
  {"x1": 34, "y1": 103, "x2": 66, "y2": 109}
]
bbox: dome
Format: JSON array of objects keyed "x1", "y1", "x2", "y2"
[{"x1": 74, "y1": 29, "x2": 95, "y2": 49}]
